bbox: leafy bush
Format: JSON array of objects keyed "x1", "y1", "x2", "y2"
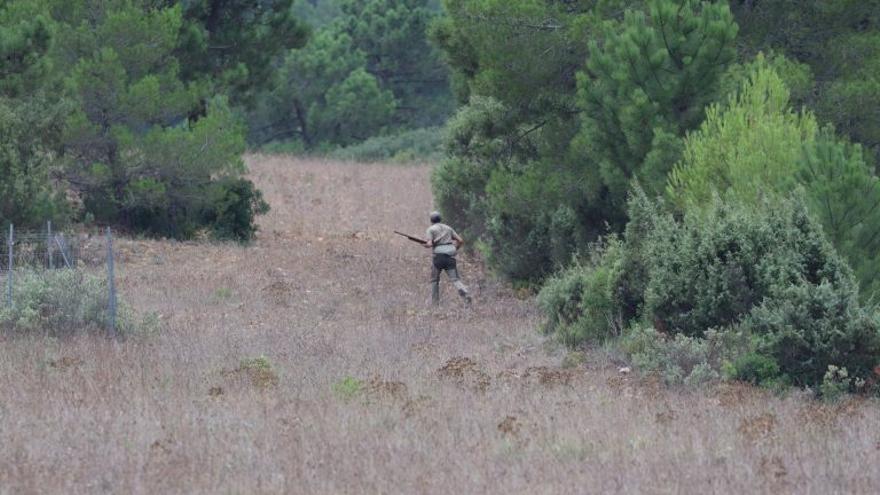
[
  {"x1": 668, "y1": 58, "x2": 880, "y2": 297},
  {"x1": 736, "y1": 282, "x2": 880, "y2": 388},
  {"x1": 329, "y1": 127, "x2": 445, "y2": 163},
  {"x1": 0, "y1": 269, "x2": 149, "y2": 336},
  {"x1": 726, "y1": 352, "x2": 782, "y2": 386},
  {"x1": 538, "y1": 238, "x2": 626, "y2": 346},
  {"x1": 201, "y1": 177, "x2": 270, "y2": 242},
  {"x1": 543, "y1": 190, "x2": 880, "y2": 389},
  {"x1": 622, "y1": 327, "x2": 748, "y2": 386},
  {"x1": 642, "y1": 195, "x2": 850, "y2": 337}
]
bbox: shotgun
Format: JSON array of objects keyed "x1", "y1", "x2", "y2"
[{"x1": 394, "y1": 230, "x2": 427, "y2": 245}]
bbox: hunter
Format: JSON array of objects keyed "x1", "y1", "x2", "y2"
[{"x1": 425, "y1": 211, "x2": 472, "y2": 306}]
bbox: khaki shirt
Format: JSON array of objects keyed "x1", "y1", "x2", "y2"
[{"x1": 426, "y1": 223, "x2": 457, "y2": 256}]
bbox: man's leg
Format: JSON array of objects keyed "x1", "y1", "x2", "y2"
[
  {"x1": 446, "y1": 258, "x2": 471, "y2": 304},
  {"x1": 430, "y1": 258, "x2": 441, "y2": 306}
]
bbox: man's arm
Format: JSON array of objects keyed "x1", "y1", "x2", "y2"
[
  {"x1": 452, "y1": 232, "x2": 464, "y2": 249},
  {"x1": 424, "y1": 228, "x2": 433, "y2": 248}
]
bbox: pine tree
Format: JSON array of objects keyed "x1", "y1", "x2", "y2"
[
  {"x1": 0, "y1": 6, "x2": 68, "y2": 228},
  {"x1": 576, "y1": 0, "x2": 738, "y2": 207}
]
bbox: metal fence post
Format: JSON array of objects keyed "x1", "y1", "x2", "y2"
[
  {"x1": 107, "y1": 227, "x2": 117, "y2": 337},
  {"x1": 47, "y1": 221, "x2": 54, "y2": 269},
  {"x1": 6, "y1": 224, "x2": 13, "y2": 308}
]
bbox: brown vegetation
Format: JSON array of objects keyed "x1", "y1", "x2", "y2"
[{"x1": 1, "y1": 156, "x2": 879, "y2": 493}]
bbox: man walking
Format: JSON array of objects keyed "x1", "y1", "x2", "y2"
[{"x1": 425, "y1": 211, "x2": 471, "y2": 306}]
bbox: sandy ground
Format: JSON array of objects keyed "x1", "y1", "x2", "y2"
[{"x1": 1, "y1": 155, "x2": 879, "y2": 494}]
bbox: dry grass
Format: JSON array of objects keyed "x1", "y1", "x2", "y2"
[{"x1": 1, "y1": 155, "x2": 880, "y2": 494}]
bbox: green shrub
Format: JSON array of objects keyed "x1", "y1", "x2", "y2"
[
  {"x1": 642, "y1": 194, "x2": 851, "y2": 337},
  {"x1": 737, "y1": 282, "x2": 880, "y2": 388},
  {"x1": 542, "y1": 190, "x2": 880, "y2": 389},
  {"x1": 0, "y1": 269, "x2": 149, "y2": 336},
  {"x1": 622, "y1": 327, "x2": 747, "y2": 386},
  {"x1": 538, "y1": 238, "x2": 626, "y2": 346},
  {"x1": 818, "y1": 365, "x2": 860, "y2": 401},
  {"x1": 727, "y1": 352, "x2": 782, "y2": 386},
  {"x1": 669, "y1": 58, "x2": 880, "y2": 298},
  {"x1": 201, "y1": 177, "x2": 270, "y2": 242},
  {"x1": 329, "y1": 127, "x2": 445, "y2": 163}
]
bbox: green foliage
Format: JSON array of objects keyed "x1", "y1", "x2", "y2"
[
  {"x1": 736, "y1": 282, "x2": 880, "y2": 388},
  {"x1": 538, "y1": 238, "x2": 626, "y2": 346},
  {"x1": 727, "y1": 352, "x2": 782, "y2": 387},
  {"x1": 574, "y1": 0, "x2": 738, "y2": 220},
  {"x1": 642, "y1": 194, "x2": 850, "y2": 338},
  {"x1": 731, "y1": 0, "x2": 880, "y2": 162},
  {"x1": 621, "y1": 327, "x2": 740, "y2": 386},
  {"x1": 174, "y1": 0, "x2": 309, "y2": 103},
  {"x1": 432, "y1": 0, "x2": 737, "y2": 283},
  {"x1": 329, "y1": 127, "x2": 444, "y2": 163},
  {"x1": 250, "y1": 0, "x2": 450, "y2": 148},
  {"x1": 0, "y1": 269, "x2": 149, "y2": 336},
  {"x1": 249, "y1": 27, "x2": 395, "y2": 147},
  {"x1": 819, "y1": 365, "x2": 859, "y2": 401},
  {"x1": 0, "y1": 11, "x2": 52, "y2": 97},
  {"x1": 0, "y1": 6, "x2": 69, "y2": 228},
  {"x1": 337, "y1": 0, "x2": 452, "y2": 128},
  {"x1": 669, "y1": 60, "x2": 880, "y2": 297},
  {"x1": 543, "y1": 191, "x2": 880, "y2": 389},
  {"x1": 332, "y1": 376, "x2": 363, "y2": 400},
  {"x1": 202, "y1": 177, "x2": 270, "y2": 242},
  {"x1": 49, "y1": 2, "x2": 264, "y2": 240}
]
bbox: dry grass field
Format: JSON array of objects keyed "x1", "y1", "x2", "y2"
[{"x1": 2, "y1": 155, "x2": 880, "y2": 494}]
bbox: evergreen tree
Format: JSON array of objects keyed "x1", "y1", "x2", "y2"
[
  {"x1": 0, "y1": 6, "x2": 68, "y2": 228},
  {"x1": 172, "y1": 0, "x2": 309, "y2": 104},
  {"x1": 56, "y1": 1, "x2": 263, "y2": 240},
  {"x1": 669, "y1": 60, "x2": 880, "y2": 296},
  {"x1": 731, "y1": 0, "x2": 880, "y2": 162},
  {"x1": 575, "y1": 0, "x2": 738, "y2": 212}
]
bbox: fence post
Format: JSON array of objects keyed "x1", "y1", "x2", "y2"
[
  {"x1": 47, "y1": 221, "x2": 54, "y2": 270},
  {"x1": 6, "y1": 224, "x2": 12, "y2": 308},
  {"x1": 106, "y1": 227, "x2": 117, "y2": 337}
]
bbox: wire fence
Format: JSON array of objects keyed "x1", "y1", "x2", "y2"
[{"x1": 1, "y1": 223, "x2": 118, "y2": 336}]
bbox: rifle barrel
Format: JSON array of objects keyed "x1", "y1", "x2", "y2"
[{"x1": 394, "y1": 231, "x2": 427, "y2": 244}]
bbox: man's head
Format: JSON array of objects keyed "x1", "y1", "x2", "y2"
[{"x1": 430, "y1": 211, "x2": 442, "y2": 224}]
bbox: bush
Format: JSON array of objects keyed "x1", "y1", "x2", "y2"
[
  {"x1": 0, "y1": 269, "x2": 149, "y2": 336},
  {"x1": 727, "y1": 352, "x2": 782, "y2": 386},
  {"x1": 642, "y1": 194, "x2": 851, "y2": 337},
  {"x1": 622, "y1": 327, "x2": 747, "y2": 386},
  {"x1": 736, "y1": 282, "x2": 880, "y2": 388},
  {"x1": 542, "y1": 190, "x2": 880, "y2": 389},
  {"x1": 201, "y1": 177, "x2": 270, "y2": 242},
  {"x1": 538, "y1": 237, "x2": 626, "y2": 346},
  {"x1": 329, "y1": 127, "x2": 445, "y2": 163}
]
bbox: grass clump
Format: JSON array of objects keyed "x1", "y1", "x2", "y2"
[
  {"x1": 238, "y1": 356, "x2": 279, "y2": 389},
  {"x1": 332, "y1": 376, "x2": 363, "y2": 400}
]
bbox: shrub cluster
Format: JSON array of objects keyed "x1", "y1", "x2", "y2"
[
  {"x1": 540, "y1": 191, "x2": 880, "y2": 390},
  {"x1": 329, "y1": 127, "x2": 445, "y2": 163},
  {"x1": 0, "y1": 269, "x2": 151, "y2": 336}
]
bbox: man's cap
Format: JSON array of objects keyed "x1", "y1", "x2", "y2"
[{"x1": 430, "y1": 211, "x2": 442, "y2": 223}]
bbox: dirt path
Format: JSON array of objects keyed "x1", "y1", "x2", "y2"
[{"x1": 1, "y1": 156, "x2": 879, "y2": 494}]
